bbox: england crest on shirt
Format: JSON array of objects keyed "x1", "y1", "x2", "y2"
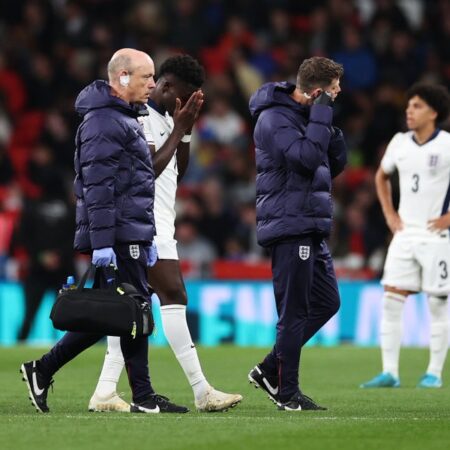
[
  {"x1": 299, "y1": 246, "x2": 310, "y2": 260},
  {"x1": 429, "y1": 154, "x2": 439, "y2": 175},
  {"x1": 429, "y1": 154, "x2": 439, "y2": 167}
]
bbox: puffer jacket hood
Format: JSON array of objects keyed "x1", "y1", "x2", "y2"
[
  {"x1": 249, "y1": 82, "x2": 306, "y2": 120},
  {"x1": 75, "y1": 80, "x2": 138, "y2": 117}
]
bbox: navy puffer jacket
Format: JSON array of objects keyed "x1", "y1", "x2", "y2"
[
  {"x1": 249, "y1": 82, "x2": 347, "y2": 247},
  {"x1": 73, "y1": 80, "x2": 155, "y2": 251}
]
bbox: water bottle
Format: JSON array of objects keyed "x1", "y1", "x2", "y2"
[
  {"x1": 61, "y1": 275, "x2": 76, "y2": 292},
  {"x1": 66, "y1": 275, "x2": 76, "y2": 290}
]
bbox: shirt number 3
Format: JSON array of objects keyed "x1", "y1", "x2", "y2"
[{"x1": 411, "y1": 173, "x2": 420, "y2": 193}]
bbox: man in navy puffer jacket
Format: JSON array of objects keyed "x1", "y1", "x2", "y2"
[
  {"x1": 248, "y1": 57, "x2": 347, "y2": 411},
  {"x1": 20, "y1": 49, "x2": 187, "y2": 414}
]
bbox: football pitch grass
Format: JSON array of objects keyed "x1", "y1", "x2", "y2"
[{"x1": 0, "y1": 345, "x2": 449, "y2": 450}]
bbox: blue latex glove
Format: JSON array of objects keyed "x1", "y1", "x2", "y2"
[
  {"x1": 145, "y1": 242, "x2": 158, "y2": 267},
  {"x1": 92, "y1": 247, "x2": 117, "y2": 267}
]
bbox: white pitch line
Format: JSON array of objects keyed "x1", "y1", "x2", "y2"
[
  {"x1": 7, "y1": 415, "x2": 449, "y2": 422},
  {"x1": 55, "y1": 415, "x2": 448, "y2": 421}
]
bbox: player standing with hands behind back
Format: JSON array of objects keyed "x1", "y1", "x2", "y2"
[
  {"x1": 248, "y1": 57, "x2": 346, "y2": 411},
  {"x1": 361, "y1": 84, "x2": 450, "y2": 389}
]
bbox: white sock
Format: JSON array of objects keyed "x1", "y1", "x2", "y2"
[
  {"x1": 381, "y1": 292, "x2": 406, "y2": 378},
  {"x1": 160, "y1": 305, "x2": 209, "y2": 400},
  {"x1": 94, "y1": 336, "x2": 125, "y2": 398},
  {"x1": 426, "y1": 296, "x2": 449, "y2": 378}
]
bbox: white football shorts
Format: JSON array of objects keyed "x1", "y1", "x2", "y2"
[
  {"x1": 381, "y1": 232, "x2": 450, "y2": 296},
  {"x1": 153, "y1": 235, "x2": 179, "y2": 260}
]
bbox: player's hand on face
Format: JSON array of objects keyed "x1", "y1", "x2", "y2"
[
  {"x1": 313, "y1": 90, "x2": 333, "y2": 106},
  {"x1": 173, "y1": 90, "x2": 204, "y2": 134},
  {"x1": 386, "y1": 212, "x2": 404, "y2": 234},
  {"x1": 427, "y1": 214, "x2": 450, "y2": 233}
]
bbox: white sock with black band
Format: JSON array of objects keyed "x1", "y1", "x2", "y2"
[
  {"x1": 95, "y1": 336, "x2": 125, "y2": 398},
  {"x1": 380, "y1": 292, "x2": 406, "y2": 378},
  {"x1": 160, "y1": 304, "x2": 209, "y2": 400},
  {"x1": 426, "y1": 296, "x2": 449, "y2": 378}
]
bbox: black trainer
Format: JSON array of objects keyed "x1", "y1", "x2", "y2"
[
  {"x1": 131, "y1": 394, "x2": 189, "y2": 414},
  {"x1": 278, "y1": 392, "x2": 327, "y2": 411},
  {"x1": 248, "y1": 364, "x2": 279, "y2": 403},
  {"x1": 299, "y1": 392, "x2": 327, "y2": 410},
  {"x1": 20, "y1": 361, "x2": 53, "y2": 413}
]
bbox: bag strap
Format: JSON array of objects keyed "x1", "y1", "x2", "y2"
[
  {"x1": 76, "y1": 264, "x2": 96, "y2": 291},
  {"x1": 76, "y1": 264, "x2": 120, "y2": 292},
  {"x1": 103, "y1": 265, "x2": 120, "y2": 290}
]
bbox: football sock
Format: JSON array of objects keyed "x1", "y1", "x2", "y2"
[
  {"x1": 160, "y1": 304, "x2": 209, "y2": 400},
  {"x1": 426, "y1": 296, "x2": 449, "y2": 378},
  {"x1": 381, "y1": 292, "x2": 406, "y2": 378},
  {"x1": 94, "y1": 336, "x2": 124, "y2": 398}
]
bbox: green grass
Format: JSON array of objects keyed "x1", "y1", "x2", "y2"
[{"x1": 0, "y1": 345, "x2": 449, "y2": 450}]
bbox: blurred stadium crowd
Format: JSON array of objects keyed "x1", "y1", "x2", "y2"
[{"x1": 0, "y1": 0, "x2": 450, "y2": 282}]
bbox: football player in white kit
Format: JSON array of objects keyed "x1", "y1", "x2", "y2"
[
  {"x1": 361, "y1": 83, "x2": 450, "y2": 388},
  {"x1": 89, "y1": 55, "x2": 242, "y2": 411}
]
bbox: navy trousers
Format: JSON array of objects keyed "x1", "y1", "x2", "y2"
[
  {"x1": 39, "y1": 243, "x2": 153, "y2": 403},
  {"x1": 261, "y1": 236, "x2": 340, "y2": 402}
]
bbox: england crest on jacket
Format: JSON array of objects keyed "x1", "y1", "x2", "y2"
[
  {"x1": 129, "y1": 245, "x2": 140, "y2": 259},
  {"x1": 299, "y1": 245, "x2": 310, "y2": 260}
]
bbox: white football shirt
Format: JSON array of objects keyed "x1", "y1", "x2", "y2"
[
  {"x1": 381, "y1": 130, "x2": 450, "y2": 238},
  {"x1": 138, "y1": 104, "x2": 177, "y2": 238}
]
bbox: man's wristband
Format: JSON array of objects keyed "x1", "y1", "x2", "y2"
[{"x1": 180, "y1": 134, "x2": 191, "y2": 143}]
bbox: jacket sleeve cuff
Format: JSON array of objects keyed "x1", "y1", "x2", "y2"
[
  {"x1": 90, "y1": 230, "x2": 115, "y2": 250},
  {"x1": 309, "y1": 104, "x2": 333, "y2": 125}
]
